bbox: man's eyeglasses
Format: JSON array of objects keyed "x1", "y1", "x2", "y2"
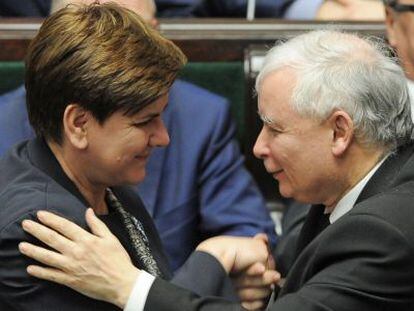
[{"x1": 388, "y1": 1, "x2": 414, "y2": 13}]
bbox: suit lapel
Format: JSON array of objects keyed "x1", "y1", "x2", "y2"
[
  {"x1": 294, "y1": 143, "x2": 414, "y2": 258},
  {"x1": 356, "y1": 144, "x2": 414, "y2": 205}
]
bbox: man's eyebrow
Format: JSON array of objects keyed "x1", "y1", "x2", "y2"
[{"x1": 258, "y1": 112, "x2": 275, "y2": 126}]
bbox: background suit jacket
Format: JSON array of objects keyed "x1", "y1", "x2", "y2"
[
  {"x1": 156, "y1": 0, "x2": 294, "y2": 17},
  {"x1": 145, "y1": 143, "x2": 414, "y2": 311},
  {"x1": 0, "y1": 0, "x2": 50, "y2": 17},
  {"x1": 0, "y1": 82, "x2": 276, "y2": 272}
]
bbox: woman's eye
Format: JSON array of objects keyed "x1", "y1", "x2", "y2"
[{"x1": 133, "y1": 119, "x2": 152, "y2": 127}]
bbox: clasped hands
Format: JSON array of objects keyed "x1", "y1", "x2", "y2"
[
  {"x1": 196, "y1": 235, "x2": 280, "y2": 310},
  {"x1": 19, "y1": 209, "x2": 279, "y2": 310}
]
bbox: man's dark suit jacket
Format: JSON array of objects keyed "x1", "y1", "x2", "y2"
[
  {"x1": 146, "y1": 143, "x2": 414, "y2": 311},
  {"x1": 0, "y1": 139, "x2": 229, "y2": 310}
]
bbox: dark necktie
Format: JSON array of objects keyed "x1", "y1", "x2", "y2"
[{"x1": 295, "y1": 204, "x2": 330, "y2": 257}]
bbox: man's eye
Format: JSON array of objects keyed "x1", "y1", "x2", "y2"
[{"x1": 267, "y1": 126, "x2": 282, "y2": 135}]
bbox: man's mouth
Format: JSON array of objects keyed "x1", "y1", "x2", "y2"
[{"x1": 271, "y1": 169, "x2": 283, "y2": 177}]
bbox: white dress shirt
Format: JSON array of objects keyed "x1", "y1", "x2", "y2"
[
  {"x1": 328, "y1": 156, "x2": 388, "y2": 224},
  {"x1": 124, "y1": 271, "x2": 155, "y2": 311}
]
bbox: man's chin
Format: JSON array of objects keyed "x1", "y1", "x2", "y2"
[{"x1": 278, "y1": 185, "x2": 294, "y2": 200}]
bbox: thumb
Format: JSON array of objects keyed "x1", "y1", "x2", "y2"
[
  {"x1": 85, "y1": 208, "x2": 112, "y2": 237},
  {"x1": 245, "y1": 262, "x2": 266, "y2": 276}
]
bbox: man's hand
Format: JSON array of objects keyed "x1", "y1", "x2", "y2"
[
  {"x1": 19, "y1": 209, "x2": 139, "y2": 309},
  {"x1": 195, "y1": 235, "x2": 270, "y2": 274},
  {"x1": 233, "y1": 262, "x2": 280, "y2": 311},
  {"x1": 316, "y1": 0, "x2": 385, "y2": 21},
  {"x1": 232, "y1": 235, "x2": 280, "y2": 311},
  {"x1": 196, "y1": 234, "x2": 279, "y2": 310}
]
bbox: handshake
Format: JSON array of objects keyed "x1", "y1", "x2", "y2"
[
  {"x1": 19, "y1": 209, "x2": 280, "y2": 311},
  {"x1": 196, "y1": 234, "x2": 280, "y2": 310}
]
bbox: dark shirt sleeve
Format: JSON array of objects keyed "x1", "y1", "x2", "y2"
[{"x1": 172, "y1": 251, "x2": 237, "y2": 300}]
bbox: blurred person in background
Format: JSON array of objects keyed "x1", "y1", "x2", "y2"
[
  {"x1": 0, "y1": 0, "x2": 50, "y2": 17},
  {"x1": 156, "y1": 0, "x2": 385, "y2": 21}
]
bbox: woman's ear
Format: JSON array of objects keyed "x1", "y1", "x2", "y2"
[
  {"x1": 62, "y1": 104, "x2": 89, "y2": 150},
  {"x1": 328, "y1": 110, "x2": 354, "y2": 157}
]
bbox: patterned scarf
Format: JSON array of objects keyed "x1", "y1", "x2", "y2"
[{"x1": 106, "y1": 188, "x2": 163, "y2": 277}]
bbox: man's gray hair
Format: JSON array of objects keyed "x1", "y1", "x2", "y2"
[{"x1": 256, "y1": 30, "x2": 413, "y2": 150}]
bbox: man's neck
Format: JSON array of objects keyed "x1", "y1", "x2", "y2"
[{"x1": 324, "y1": 145, "x2": 386, "y2": 211}]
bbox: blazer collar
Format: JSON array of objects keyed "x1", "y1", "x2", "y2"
[
  {"x1": 356, "y1": 143, "x2": 414, "y2": 205},
  {"x1": 295, "y1": 142, "x2": 414, "y2": 258},
  {"x1": 27, "y1": 137, "x2": 90, "y2": 207}
]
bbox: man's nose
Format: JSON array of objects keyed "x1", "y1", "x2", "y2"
[{"x1": 253, "y1": 127, "x2": 268, "y2": 159}]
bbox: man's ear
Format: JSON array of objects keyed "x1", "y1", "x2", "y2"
[
  {"x1": 328, "y1": 110, "x2": 354, "y2": 157},
  {"x1": 62, "y1": 104, "x2": 89, "y2": 150},
  {"x1": 385, "y1": 6, "x2": 397, "y2": 48}
]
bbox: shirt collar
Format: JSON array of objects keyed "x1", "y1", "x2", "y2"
[{"x1": 328, "y1": 155, "x2": 389, "y2": 224}]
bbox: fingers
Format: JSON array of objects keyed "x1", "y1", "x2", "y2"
[
  {"x1": 267, "y1": 254, "x2": 275, "y2": 270},
  {"x1": 36, "y1": 211, "x2": 88, "y2": 242},
  {"x1": 19, "y1": 241, "x2": 69, "y2": 271},
  {"x1": 236, "y1": 266, "x2": 278, "y2": 311},
  {"x1": 22, "y1": 219, "x2": 74, "y2": 254},
  {"x1": 235, "y1": 269, "x2": 280, "y2": 288},
  {"x1": 26, "y1": 265, "x2": 71, "y2": 287},
  {"x1": 245, "y1": 262, "x2": 266, "y2": 276},
  {"x1": 241, "y1": 299, "x2": 267, "y2": 311},
  {"x1": 239, "y1": 286, "x2": 270, "y2": 301},
  {"x1": 85, "y1": 208, "x2": 112, "y2": 238}
]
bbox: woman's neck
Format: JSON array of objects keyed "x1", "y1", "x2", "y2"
[{"x1": 48, "y1": 141, "x2": 109, "y2": 215}]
